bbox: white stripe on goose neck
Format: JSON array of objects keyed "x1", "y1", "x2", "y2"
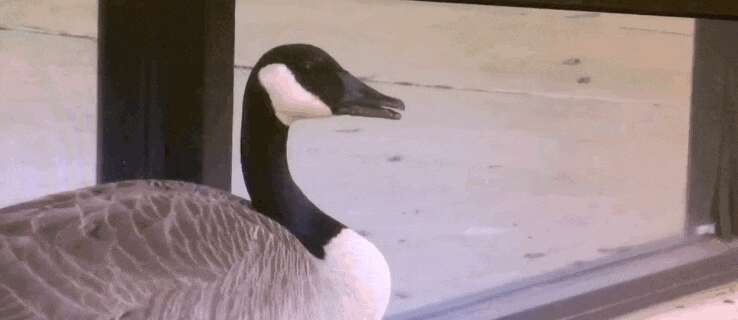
[{"x1": 258, "y1": 63, "x2": 332, "y2": 126}]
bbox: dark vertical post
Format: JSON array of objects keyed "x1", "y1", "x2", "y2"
[
  {"x1": 686, "y1": 19, "x2": 738, "y2": 237},
  {"x1": 98, "y1": 0, "x2": 234, "y2": 191}
]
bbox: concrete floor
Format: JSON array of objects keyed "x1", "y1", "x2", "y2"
[{"x1": 0, "y1": 0, "x2": 700, "y2": 317}]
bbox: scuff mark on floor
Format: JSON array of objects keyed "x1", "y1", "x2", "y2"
[
  {"x1": 234, "y1": 64, "x2": 254, "y2": 71},
  {"x1": 577, "y1": 76, "x2": 592, "y2": 84},
  {"x1": 597, "y1": 245, "x2": 634, "y2": 255},
  {"x1": 524, "y1": 252, "x2": 546, "y2": 259},
  {"x1": 620, "y1": 26, "x2": 693, "y2": 37},
  {"x1": 563, "y1": 57, "x2": 582, "y2": 65},
  {"x1": 566, "y1": 12, "x2": 601, "y2": 19},
  {"x1": 394, "y1": 291, "x2": 411, "y2": 299},
  {"x1": 0, "y1": 24, "x2": 96, "y2": 41}
]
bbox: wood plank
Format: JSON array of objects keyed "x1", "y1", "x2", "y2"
[{"x1": 414, "y1": 1, "x2": 738, "y2": 20}]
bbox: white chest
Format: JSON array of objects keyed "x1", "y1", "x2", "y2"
[{"x1": 316, "y1": 229, "x2": 392, "y2": 320}]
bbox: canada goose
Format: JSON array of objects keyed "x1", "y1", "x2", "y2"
[{"x1": 0, "y1": 44, "x2": 405, "y2": 320}]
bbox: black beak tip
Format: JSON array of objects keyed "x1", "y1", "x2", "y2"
[
  {"x1": 389, "y1": 99, "x2": 406, "y2": 111},
  {"x1": 381, "y1": 97, "x2": 404, "y2": 120},
  {"x1": 338, "y1": 71, "x2": 406, "y2": 120},
  {"x1": 389, "y1": 109, "x2": 402, "y2": 120}
]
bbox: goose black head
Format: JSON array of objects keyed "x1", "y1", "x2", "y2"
[{"x1": 251, "y1": 44, "x2": 405, "y2": 126}]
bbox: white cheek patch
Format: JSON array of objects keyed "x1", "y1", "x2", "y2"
[{"x1": 258, "y1": 63, "x2": 333, "y2": 126}]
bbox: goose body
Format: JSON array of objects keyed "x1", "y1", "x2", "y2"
[{"x1": 0, "y1": 44, "x2": 404, "y2": 320}]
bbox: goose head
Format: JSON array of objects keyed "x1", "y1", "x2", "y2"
[
  {"x1": 241, "y1": 44, "x2": 405, "y2": 259},
  {"x1": 246, "y1": 43, "x2": 405, "y2": 127}
]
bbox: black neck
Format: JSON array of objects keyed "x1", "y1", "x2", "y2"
[{"x1": 241, "y1": 73, "x2": 344, "y2": 259}]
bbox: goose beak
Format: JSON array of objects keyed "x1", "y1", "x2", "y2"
[{"x1": 334, "y1": 71, "x2": 405, "y2": 120}]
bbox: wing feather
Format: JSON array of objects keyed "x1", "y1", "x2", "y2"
[{"x1": 0, "y1": 180, "x2": 318, "y2": 320}]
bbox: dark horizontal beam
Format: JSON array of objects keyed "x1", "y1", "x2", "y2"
[{"x1": 414, "y1": 0, "x2": 738, "y2": 20}]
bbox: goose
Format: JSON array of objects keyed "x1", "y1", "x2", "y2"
[{"x1": 0, "y1": 43, "x2": 405, "y2": 320}]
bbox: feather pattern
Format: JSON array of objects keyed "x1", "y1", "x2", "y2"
[{"x1": 0, "y1": 180, "x2": 356, "y2": 320}]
